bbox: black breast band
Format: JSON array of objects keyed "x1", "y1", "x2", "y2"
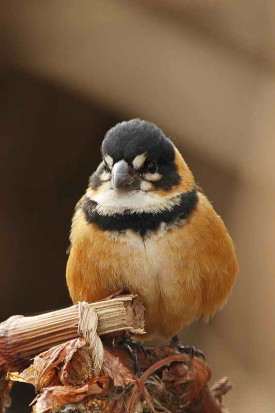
[{"x1": 82, "y1": 189, "x2": 198, "y2": 237}]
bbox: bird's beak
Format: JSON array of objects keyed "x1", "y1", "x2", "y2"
[{"x1": 112, "y1": 160, "x2": 138, "y2": 189}]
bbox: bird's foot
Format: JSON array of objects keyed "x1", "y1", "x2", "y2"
[
  {"x1": 170, "y1": 335, "x2": 205, "y2": 361},
  {"x1": 178, "y1": 345, "x2": 205, "y2": 360},
  {"x1": 119, "y1": 337, "x2": 147, "y2": 375}
]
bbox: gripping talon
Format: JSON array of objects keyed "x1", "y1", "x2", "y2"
[
  {"x1": 170, "y1": 336, "x2": 205, "y2": 360},
  {"x1": 119, "y1": 338, "x2": 147, "y2": 374},
  {"x1": 178, "y1": 345, "x2": 206, "y2": 361}
]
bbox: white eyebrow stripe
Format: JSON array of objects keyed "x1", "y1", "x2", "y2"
[
  {"x1": 104, "y1": 155, "x2": 113, "y2": 168},
  {"x1": 132, "y1": 153, "x2": 147, "y2": 169},
  {"x1": 144, "y1": 172, "x2": 162, "y2": 181}
]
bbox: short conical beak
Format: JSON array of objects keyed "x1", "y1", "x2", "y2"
[
  {"x1": 112, "y1": 160, "x2": 131, "y2": 188},
  {"x1": 112, "y1": 160, "x2": 138, "y2": 189}
]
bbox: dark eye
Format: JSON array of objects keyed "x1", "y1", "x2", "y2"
[{"x1": 147, "y1": 161, "x2": 158, "y2": 173}]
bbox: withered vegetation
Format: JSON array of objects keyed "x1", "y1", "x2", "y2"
[{"x1": 0, "y1": 295, "x2": 231, "y2": 412}]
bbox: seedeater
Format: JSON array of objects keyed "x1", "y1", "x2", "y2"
[{"x1": 66, "y1": 119, "x2": 238, "y2": 340}]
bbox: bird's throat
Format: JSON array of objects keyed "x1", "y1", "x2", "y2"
[{"x1": 81, "y1": 189, "x2": 198, "y2": 238}]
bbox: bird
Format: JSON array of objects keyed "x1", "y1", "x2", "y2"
[{"x1": 66, "y1": 119, "x2": 239, "y2": 342}]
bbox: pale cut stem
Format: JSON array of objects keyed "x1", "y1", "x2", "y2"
[{"x1": 0, "y1": 295, "x2": 144, "y2": 372}]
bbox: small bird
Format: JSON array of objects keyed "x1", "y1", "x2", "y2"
[{"x1": 66, "y1": 119, "x2": 238, "y2": 341}]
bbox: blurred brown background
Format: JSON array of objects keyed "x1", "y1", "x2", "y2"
[{"x1": 1, "y1": 1, "x2": 274, "y2": 412}]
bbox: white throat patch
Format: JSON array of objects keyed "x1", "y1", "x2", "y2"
[{"x1": 87, "y1": 186, "x2": 181, "y2": 215}]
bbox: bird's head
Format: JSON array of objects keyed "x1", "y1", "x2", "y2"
[{"x1": 87, "y1": 119, "x2": 195, "y2": 214}]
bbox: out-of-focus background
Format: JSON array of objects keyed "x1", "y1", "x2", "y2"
[{"x1": 0, "y1": 1, "x2": 274, "y2": 412}]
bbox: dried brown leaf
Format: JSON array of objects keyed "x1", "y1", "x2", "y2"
[
  {"x1": 162, "y1": 361, "x2": 190, "y2": 394},
  {"x1": 185, "y1": 357, "x2": 211, "y2": 402},
  {"x1": 59, "y1": 340, "x2": 93, "y2": 386},
  {"x1": 10, "y1": 337, "x2": 135, "y2": 394},
  {"x1": 162, "y1": 357, "x2": 211, "y2": 404},
  {"x1": 102, "y1": 349, "x2": 135, "y2": 387},
  {"x1": 13, "y1": 338, "x2": 87, "y2": 391},
  {"x1": 59, "y1": 345, "x2": 93, "y2": 386},
  {"x1": 7, "y1": 372, "x2": 29, "y2": 384},
  {"x1": 32, "y1": 377, "x2": 109, "y2": 413}
]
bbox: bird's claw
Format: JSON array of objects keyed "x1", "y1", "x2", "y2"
[
  {"x1": 178, "y1": 345, "x2": 206, "y2": 361},
  {"x1": 170, "y1": 336, "x2": 205, "y2": 361},
  {"x1": 119, "y1": 338, "x2": 147, "y2": 375}
]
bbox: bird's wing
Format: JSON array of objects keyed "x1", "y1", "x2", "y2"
[
  {"x1": 186, "y1": 191, "x2": 239, "y2": 321},
  {"x1": 66, "y1": 203, "x2": 115, "y2": 304}
]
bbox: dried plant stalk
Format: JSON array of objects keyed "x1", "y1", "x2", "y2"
[
  {"x1": 0, "y1": 295, "x2": 144, "y2": 372},
  {"x1": 0, "y1": 295, "x2": 232, "y2": 412}
]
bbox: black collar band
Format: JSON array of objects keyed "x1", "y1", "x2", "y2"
[{"x1": 82, "y1": 189, "x2": 198, "y2": 238}]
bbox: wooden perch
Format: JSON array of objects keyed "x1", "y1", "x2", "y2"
[
  {"x1": 0, "y1": 295, "x2": 232, "y2": 412},
  {"x1": 0, "y1": 295, "x2": 144, "y2": 372}
]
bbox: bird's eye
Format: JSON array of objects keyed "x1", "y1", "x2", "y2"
[{"x1": 147, "y1": 161, "x2": 158, "y2": 173}]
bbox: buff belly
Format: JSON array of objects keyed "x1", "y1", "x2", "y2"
[
  {"x1": 102, "y1": 228, "x2": 202, "y2": 339},
  {"x1": 67, "y1": 218, "x2": 202, "y2": 340}
]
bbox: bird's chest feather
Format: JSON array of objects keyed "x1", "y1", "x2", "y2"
[
  {"x1": 100, "y1": 225, "x2": 189, "y2": 308},
  {"x1": 108, "y1": 230, "x2": 164, "y2": 285},
  {"x1": 70, "y1": 209, "x2": 199, "y2": 317}
]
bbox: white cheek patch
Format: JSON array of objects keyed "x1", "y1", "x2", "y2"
[
  {"x1": 104, "y1": 155, "x2": 113, "y2": 168},
  {"x1": 140, "y1": 181, "x2": 153, "y2": 191},
  {"x1": 99, "y1": 171, "x2": 111, "y2": 182},
  {"x1": 143, "y1": 172, "x2": 162, "y2": 181},
  {"x1": 132, "y1": 153, "x2": 146, "y2": 169},
  {"x1": 96, "y1": 181, "x2": 112, "y2": 193}
]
